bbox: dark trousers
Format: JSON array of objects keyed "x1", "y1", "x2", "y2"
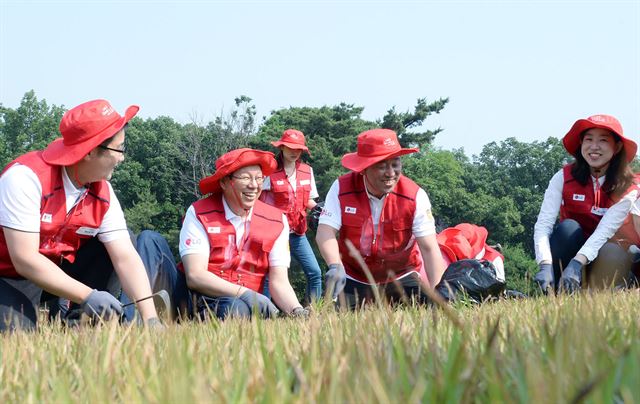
[
  {"x1": 341, "y1": 272, "x2": 430, "y2": 310},
  {"x1": 0, "y1": 236, "x2": 120, "y2": 332},
  {"x1": 124, "y1": 230, "x2": 191, "y2": 320}
]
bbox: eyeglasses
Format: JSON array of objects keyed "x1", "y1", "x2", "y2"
[
  {"x1": 98, "y1": 144, "x2": 126, "y2": 154},
  {"x1": 230, "y1": 175, "x2": 265, "y2": 185}
]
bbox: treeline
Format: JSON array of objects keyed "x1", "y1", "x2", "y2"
[{"x1": 1, "y1": 91, "x2": 572, "y2": 293}]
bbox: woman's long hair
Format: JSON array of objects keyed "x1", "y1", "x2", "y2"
[{"x1": 570, "y1": 133, "x2": 635, "y2": 197}]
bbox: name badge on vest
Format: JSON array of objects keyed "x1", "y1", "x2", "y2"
[
  {"x1": 591, "y1": 206, "x2": 608, "y2": 216},
  {"x1": 41, "y1": 213, "x2": 53, "y2": 223},
  {"x1": 207, "y1": 226, "x2": 221, "y2": 234},
  {"x1": 76, "y1": 227, "x2": 99, "y2": 237},
  {"x1": 572, "y1": 194, "x2": 586, "y2": 201},
  {"x1": 276, "y1": 180, "x2": 285, "y2": 185},
  {"x1": 299, "y1": 179, "x2": 310, "y2": 185},
  {"x1": 345, "y1": 206, "x2": 357, "y2": 214}
]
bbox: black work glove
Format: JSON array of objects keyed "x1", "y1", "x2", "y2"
[
  {"x1": 81, "y1": 290, "x2": 123, "y2": 320},
  {"x1": 239, "y1": 290, "x2": 280, "y2": 318},
  {"x1": 534, "y1": 263, "x2": 555, "y2": 294},
  {"x1": 308, "y1": 202, "x2": 324, "y2": 232},
  {"x1": 558, "y1": 259, "x2": 583, "y2": 294},
  {"x1": 325, "y1": 263, "x2": 346, "y2": 301},
  {"x1": 289, "y1": 306, "x2": 310, "y2": 318}
]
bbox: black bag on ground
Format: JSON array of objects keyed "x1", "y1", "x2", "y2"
[{"x1": 435, "y1": 259, "x2": 506, "y2": 303}]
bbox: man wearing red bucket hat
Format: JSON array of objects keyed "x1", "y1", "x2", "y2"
[
  {"x1": 178, "y1": 148, "x2": 307, "y2": 319},
  {"x1": 0, "y1": 99, "x2": 161, "y2": 331},
  {"x1": 316, "y1": 128, "x2": 446, "y2": 308},
  {"x1": 259, "y1": 129, "x2": 323, "y2": 303},
  {"x1": 533, "y1": 114, "x2": 640, "y2": 293}
]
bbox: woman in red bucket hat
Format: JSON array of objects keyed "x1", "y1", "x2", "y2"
[
  {"x1": 176, "y1": 148, "x2": 308, "y2": 320},
  {"x1": 258, "y1": 129, "x2": 323, "y2": 303},
  {"x1": 0, "y1": 99, "x2": 163, "y2": 331},
  {"x1": 315, "y1": 128, "x2": 446, "y2": 308},
  {"x1": 533, "y1": 114, "x2": 640, "y2": 293}
]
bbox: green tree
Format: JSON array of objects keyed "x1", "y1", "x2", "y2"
[
  {"x1": 0, "y1": 90, "x2": 65, "y2": 166},
  {"x1": 380, "y1": 97, "x2": 449, "y2": 149}
]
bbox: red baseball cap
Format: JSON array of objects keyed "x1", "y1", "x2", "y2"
[
  {"x1": 42, "y1": 99, "x2": 139, "y2": 166},
  {"x1": 436, "y1": 224, "x2": 490, "y2": 261},
  {"x1": 563, "y1": 114, "x2": 636, "y2": 162},
  {"x1": 271, "y1": 129, "x2": 310, "y2": 154},
  {"x1": 199, "y1": 148, "x2": 277, "y2": 194},
  {"x1": 341, "y1": 129, "x2": 418, "y2": 173}
]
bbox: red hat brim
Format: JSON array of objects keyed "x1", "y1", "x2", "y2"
[
  {"x1": 436, "y1": 228, "x2": 474, "y2": 261},
  {"x1": 563, "y1": 118, "x2": 636, "y2": 162},
  {"x1": 199, "y1": 149, "x2": 277, "y2": 194},
  {"x1": 454, "y1": 223, "x2": 488, "y2": 258},
  {"x1": 271, "y1": 140, "x2": 310, "y2": 155},
  {"x1": 42, "y1": 105, "x2": 139, "y2": 166},
  {"x1": 341, "y1": 148, "x2": 418, "y2": 173}
]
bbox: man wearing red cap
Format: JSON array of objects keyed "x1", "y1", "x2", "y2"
[
  {"x1": 316, "y1": 128, "x2": 446, "y2": 308},
  {"x1": 533, "y1": 114, "x2": 640, "y2": 293},
  {"x1": 0, "y1": 99, "x2": 161, "y2": 331},
  {"x1": 178, "y1": 148, "x2": 307, "y2": 319}
]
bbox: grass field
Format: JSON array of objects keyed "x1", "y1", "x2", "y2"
[{"x1": 1, "y1": 290, "x2": 639, "y2": 403}]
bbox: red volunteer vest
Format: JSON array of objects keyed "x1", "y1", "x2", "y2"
[
  {"x1": 268, "y1": 162, "x2": 312, "y2": 235},
  {"x1": 338, "y1": 172, "x2": 422, "y2": 283},
  {"x1": 560, "y1": 164, "x2": 640, "y2": 245},
  {"x1": 0, "y1": 151, "x2": 111, "y2": 278},
  {"x1": 185, "y1": 195, "x2": 284, "y2": 292}
]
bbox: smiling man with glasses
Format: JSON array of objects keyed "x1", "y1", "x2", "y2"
[
  {"x1": 142, "y1": 147, "x2": 307, "y2": 320},
  {"x1": 0, "y1": 99, "x2": 162, "y2": 331}
]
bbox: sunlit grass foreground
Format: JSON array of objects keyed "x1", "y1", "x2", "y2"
[{"x1": 1, "y1": 291, "x2": 639, "y2": 403}]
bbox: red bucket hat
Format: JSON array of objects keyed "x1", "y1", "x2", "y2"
[
  {"x1": 563, "y1": 114, "x2": 636, "y2": 162},
  {"x1": 341, "y1": 129, "x2": 418, "y2": 173},
  {"x1": 436, "y1": 224, "x2": 489, "y2": 262},
  {"x1": 271, "y1": 129, "x2": 310, "y2": 154},
  {"x1": 199, "y1": 148, "x2": 277, "y2": 194},
  {"x1": 42, "y1": 99, "x2": 139, "y2": 166}
]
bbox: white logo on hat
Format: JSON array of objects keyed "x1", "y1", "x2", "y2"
[
  {"x1": 383, "y1": 137, "x2": 396, "y2": 147},
  {"x1": 289, "y1": 133, "x2": 298, "y2": 139},
  {"x1": 345, "y1": 206, "x2": 357, "y2": 214},
  {"x1": 591, "y1": 115, "x2": 606, "y2": 122},
  {"x1": 101, "y1": 105, "x2": 115, "y2": 116}
]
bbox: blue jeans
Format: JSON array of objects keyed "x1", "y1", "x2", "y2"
[
  {"x1": 121, "y1": 230, "x2": 191, "y2": 320},
  {"x1": 263, "y1": 233, "x2": 322, "y2": 303},
  {"x1": 196, "y1": 295, "x2": 252, "y2": 320}
]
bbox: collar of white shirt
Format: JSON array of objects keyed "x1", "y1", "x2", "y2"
[{"x1": 222, "y1": 196, "x2": 253, "y2": 224}]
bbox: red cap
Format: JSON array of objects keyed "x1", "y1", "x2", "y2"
[
  {"x1": 341, "y1": 129, "x2": 418, "y2": 173},
  {"x1": 42, "y1": 99, "x2": 139, "y2": 166},
  {"x1": 436, "y1": 223, "x2": 489, "y2": 261},
  {"x1": 271, "y1": 129, "x2": 310, "y2": 154},
  {"x1": 199, "y1": 148, "x2": 277, "y2": 194},
  {"x1": 563, "y1": 114, "x2": 636, "y2": 162}
]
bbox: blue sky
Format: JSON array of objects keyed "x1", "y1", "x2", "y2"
[{"x1": 1, "y1": 1, "x2": 638, "y2": 156}]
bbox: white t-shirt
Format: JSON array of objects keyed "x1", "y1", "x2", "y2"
[
  {"x1": 179, "y1": 197, "x2": 291, "y2": 268},
  {"x1": 262, "y1": 165, "x2": 319, "y2": 199},
  {"x1": 533, "y1": 169, "x2": 639, "y2": 264},
  {"x1": 0, "y1": 163, "x2": 129, "y2": 243},
  {"x1": 318, "y1": 176, "x2": 436, "y2": 283}
]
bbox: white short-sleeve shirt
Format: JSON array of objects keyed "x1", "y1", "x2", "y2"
[
  {"x1": 0, "y1": 163, "x2": 129, "y2": 243},
  {"x1": 179, "y1": 197, "x2": 291, "y2": 268}
]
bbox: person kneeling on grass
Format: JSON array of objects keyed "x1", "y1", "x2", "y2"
[
  {"x1": 315, "y1": 129, "x2": 446, "y2": 309},
  {"x1": 533, "y1": 114, "x2": 640, "y2": 294},
  {"x1": 0, "y1": 100, "x2": 161, "y2": 332},
  {"x1": 178, "y1": 148, "x2": 308, "y2": 320}
]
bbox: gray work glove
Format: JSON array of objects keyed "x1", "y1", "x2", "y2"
[
  {"x1": 289, "y1": 306, "x2": 310, "y2": 318},
  {"x1": 144, "y1": 317, "x2": 165, "y2": 330},
  {"x1": 558, "y1": 259, "x2": 583, "y2": 294},
  {"x1": 534, "y1": 263, "x2": 555, "y2": 294},
  {"x1": 81, "y1": 290, "x2": 123, "y2": 320},
  {"x1": 239, "y1": 290, "x2": 280, "y2": 318},
  {"x1": 325, "y1": 263, "x2": 346, "y2": 301}
]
